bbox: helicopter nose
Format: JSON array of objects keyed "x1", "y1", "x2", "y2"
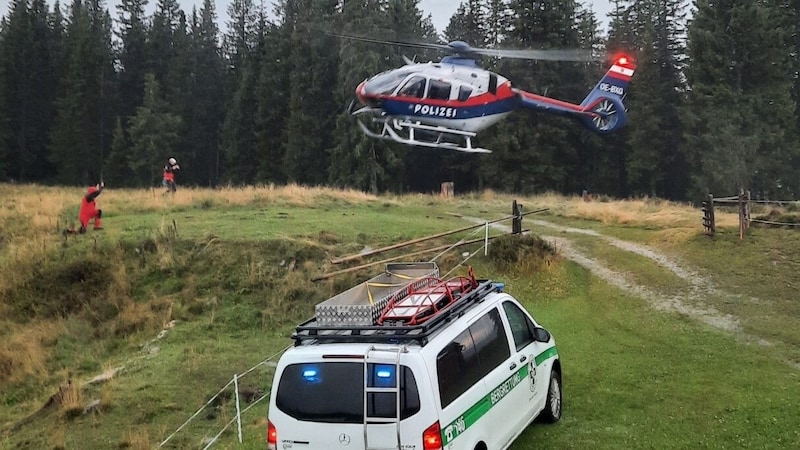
[
  {"x1": 356, "y1": 81, "x2": 369, "y2": 104},
  {"x1": 356, "y1": 80, "x2": 382, "y2": 108}
]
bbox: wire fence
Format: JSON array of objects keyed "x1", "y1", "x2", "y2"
[{"x1": 156, "y1": 346, "x2": 290, "y2": 449}]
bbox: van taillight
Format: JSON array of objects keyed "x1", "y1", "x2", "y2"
[
  {"x1": 422, "y1": 421, "x2": 443, "y2": 450},
  {"x1": 267, "y1": 420, "x2": 277, "y2": 450}
]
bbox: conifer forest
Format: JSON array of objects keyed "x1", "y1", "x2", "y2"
[{"x1": 1, "y1": 0, "x2": 798, "y2": 200}]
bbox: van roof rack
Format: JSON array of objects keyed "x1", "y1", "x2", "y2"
[{"x1": 292, "y1": 278, "x2": 500, "y2": 347}]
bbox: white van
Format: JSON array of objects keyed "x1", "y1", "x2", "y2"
[{"x1": 267, "y1": 264, "x2": 562, "y2": 450}]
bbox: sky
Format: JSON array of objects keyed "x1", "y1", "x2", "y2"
[{"x1": 1, "y1": 0, "x2": 614, "y2": 34}]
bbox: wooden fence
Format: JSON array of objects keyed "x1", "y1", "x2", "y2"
[{"x1": 703, "y1": 190, "x2": 799, "y2": 239}]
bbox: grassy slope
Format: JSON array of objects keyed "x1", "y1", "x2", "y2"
[
  {"x1": 1, "y1": 186, "x2": 799, "y2": 449},
  {"x1": 510, "y1": 263, "x2": 800, "y2": 449}
]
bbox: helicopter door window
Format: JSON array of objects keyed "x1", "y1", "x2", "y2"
[
  {"x1": 488, "y1": 74, "x2": 498, "y2": 95},
  {"x1": 428, "y1": 79, "x2": 452, "y2": 100},
  {"x1": 398, "y1": 77, "x2": 427, "y2": 98},
  {"x1": 458, "y1": 86, "x2": 473, "y2": 101}
]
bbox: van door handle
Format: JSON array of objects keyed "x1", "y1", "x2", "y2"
[
  {"x1": 519, "y1": 355, "x2": 527, "y2": 363},
  {"x1": 509, "y1": 363, "x2": 517, "y2": 370}
]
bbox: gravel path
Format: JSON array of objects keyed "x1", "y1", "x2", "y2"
[{"x1": 462, "y1": 216, "x2": 743, "y2": 334}]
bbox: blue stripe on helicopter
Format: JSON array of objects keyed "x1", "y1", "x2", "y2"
[{"x1": 382, "y1": 97, "x2": 520, "y2": 120}]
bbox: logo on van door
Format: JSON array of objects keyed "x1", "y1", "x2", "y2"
[
  {"x1": 529, "y1": 359, "x2": 537, "y2": 392},
  {"x1": 338, "y1": 433, "x2": 351, "y2": 446}
]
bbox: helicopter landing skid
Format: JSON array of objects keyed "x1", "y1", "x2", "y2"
[{"x1": 358, "y1": 118, "x2": 491, "y2": 153}]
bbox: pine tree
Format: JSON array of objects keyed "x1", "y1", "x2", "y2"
[
  {"x1": 127, "y1": 73, "x2": 181, "y2": 186},
  {"x1": 444, "y1": 0, "x2": 485, "y2": 46},
  {"x1": 1, "y1": 0, "x2": 58, "y2": 181},
  {"x1": 49, "y1": 0, "x2": 116, "y2": 184},
  {"x1": 0, "y1": 54, "x2": 8, "y2": 179},
  {"x1": 327, "y1": 0, "x2": 390, "y2": 192},
  {"x1": 685, "y1": 0, "x2": 795, "y2": 198},
  {"x1": 281, "y1": 0, "x2": 338, "y2": 185},
  {"x1": 149, "y1": 0, "x2": 181, "y2": 87},
  {"x1": 104, "y1": 116, "x2": 133, "y2": 185},
  {"x1": 485, "y1": 0, "x2": 510, "y2": 49},
  {"x1": 783, "y1": 0, "x2": 800, "y2": 197},
  {"x1": 620, "y1": 0, "x2": 689, "y2": 199},
  {"x1": 117, "y1": 0, "x2": 149, "y2": 121},
  {"x1": 187, "y1": 0, "x2": 225, "y2": 186},
  {"x1": 219, "y1": 0, "x2": 262, "y2": 184},
  {"x1": 254, "y1": 8, "x2": 291, "y2": 184}
]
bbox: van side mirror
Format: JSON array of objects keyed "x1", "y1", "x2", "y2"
[{"x1": 533, "y1": 327, "x2": 551, "y2": 343}]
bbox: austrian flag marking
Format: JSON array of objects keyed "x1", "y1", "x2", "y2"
[{"x1": 609, "y1": 64, "x2": 635, "y2": 79}]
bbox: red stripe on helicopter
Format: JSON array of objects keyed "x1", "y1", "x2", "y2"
[{"x1": 517, "y1": 90, "x2": 584, "y2": 112}]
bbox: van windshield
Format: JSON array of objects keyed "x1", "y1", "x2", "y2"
[{"x1": 275, "y1": 362, "x2": 421, "y2": 423}]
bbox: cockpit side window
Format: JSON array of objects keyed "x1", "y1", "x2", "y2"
[
  {"x1": 458, "y1": 85, "x2": 473, "y2": 101},
  {"x1": 428, "y1": 79, "x2": 452, "y2": 100},
  {"x1": 399, "y1": 76, "x2": 427, "y2": 98}
]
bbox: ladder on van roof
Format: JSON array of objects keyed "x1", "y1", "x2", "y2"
[{"x1": 363, "y1": 345, "x2": 404, "y2": 450}]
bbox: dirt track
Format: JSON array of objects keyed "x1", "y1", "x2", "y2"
[{"x1": 462, "y1": 216, "x2": 749, "y2": 336}]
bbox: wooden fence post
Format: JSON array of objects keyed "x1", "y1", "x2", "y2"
[
  {"x1": 745, "y1": 190, "x2": 751, "y2": 231},
  {"x1": 702, "y1": 193, "x2": 715, "y2": 237},
  {"x1": 512, "y1": 200, "x2": 522, "y2": 234},
  {"x1": 440, "y1": 182, "x2": 454, "y2": 198},
  {"x1": 738, "y1": 189, "x2": 746, "y2": 240}
]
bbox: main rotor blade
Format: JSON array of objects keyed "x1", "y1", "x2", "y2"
[
  {"x1": 329, "y1": 33, "x2": 450, "y2": 51},
  {"x1": 470, "y1": 48, "x2": 597, "y2": 62},
  {"x1": 330, "y1": 32, "x2": 597, "y2": 62}
]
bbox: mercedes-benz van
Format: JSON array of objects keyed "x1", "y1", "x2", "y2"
[{"x1": 267, "y1": 266, "x2": 561, "y2": 450}]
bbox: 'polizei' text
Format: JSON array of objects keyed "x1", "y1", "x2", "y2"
[{"x1": 413, "y1": 104, "x2": 457, "y2": 118}]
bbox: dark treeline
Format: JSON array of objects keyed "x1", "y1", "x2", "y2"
[{"x1": 1, "y1": 0, "x2": 798, "y2": 200}]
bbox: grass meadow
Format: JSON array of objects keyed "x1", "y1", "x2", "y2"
[{"x1": 0, "y1": 183, "x2": 798, "y2": 449}]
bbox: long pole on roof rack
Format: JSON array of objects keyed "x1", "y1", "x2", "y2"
[
  {"x1": 312, "y1": 233, "x2": 518, "y2": 281},
  {"x1": 329, "y1": 208, "x2": 548, "y2": 265}
]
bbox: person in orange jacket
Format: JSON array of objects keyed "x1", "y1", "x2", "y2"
[
  {"x1": 78, "y1": 182, "x2": 104, "y2": 233},
  {"x1": 162, "y1": 157, "x2": 180, "y2": 193}
]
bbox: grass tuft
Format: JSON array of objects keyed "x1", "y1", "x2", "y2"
[{"x1": 488, "y1": 234, "x2": 556, "y2": 275}]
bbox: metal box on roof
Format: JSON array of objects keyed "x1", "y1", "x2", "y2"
[{"x1": 314, "y1": 262, "x2": 439, "y2": 326}]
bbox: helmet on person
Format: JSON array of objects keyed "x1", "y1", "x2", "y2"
[
  {"x1": 87, "y1": 186, "x2": 98, "y2": 194},
  {"x1": 168, "y1": 157, "x2": 177, "y2": 165}
]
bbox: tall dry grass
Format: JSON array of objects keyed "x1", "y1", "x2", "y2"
[
  {"x1": 0, "y1": 183, "x2": 381, "y2": 238},
  {"x1": 0, "y1": 320, "x2": 66, "y2": 384},
  {"x1": 519, "y1": 192, "x2": 739, "y2": 229},
  {"x1": 102, "y1": 183, "x2": 382, "y2": 213},
  {"x1": 1, "y1": 182, "x2": 734, "y2": 240}
]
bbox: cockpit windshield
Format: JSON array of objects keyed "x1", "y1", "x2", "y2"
[{"x1": 363, "y1": 70, "x2": 414, "y2": 95}]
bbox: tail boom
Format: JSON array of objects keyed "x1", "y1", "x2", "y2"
[{"x1": 515, "y1": 56, "x2": 636, "y2": 134}]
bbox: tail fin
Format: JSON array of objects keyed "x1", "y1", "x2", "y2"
[{"x1": 580, "y1": 56, "x2": 637, "y2": 133}]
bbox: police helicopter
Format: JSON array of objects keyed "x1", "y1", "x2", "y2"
[{"x1": 343, "y1": 35, "x2": 636, "y2": 153}]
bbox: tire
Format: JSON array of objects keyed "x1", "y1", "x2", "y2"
[{"x1": 540, "y1": 369, "x2": 562, "y2": 423}]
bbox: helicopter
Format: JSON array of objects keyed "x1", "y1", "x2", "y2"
[{"x1": 344, "y1": 36, "x2": 636, "y2": 153}]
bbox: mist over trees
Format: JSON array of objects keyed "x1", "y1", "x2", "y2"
[{"x1": 0, "y1": 0, "x2": 798, "y2": 200}]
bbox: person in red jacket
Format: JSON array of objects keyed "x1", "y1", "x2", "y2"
[
  {"x1": 162, "y1": 157, "x2": 180, "y2": 193},
  {"x1": 77, "y1": 182, "x2": 104, "y2": 233}
]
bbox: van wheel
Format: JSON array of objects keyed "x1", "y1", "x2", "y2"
[{"x1": 540, "y1": 369, "x2": 562, "y2": 423}]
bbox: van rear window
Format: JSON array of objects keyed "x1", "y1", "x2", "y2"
[{"x1": 275, "y1": 362, "x2": 420, "y2": 423}]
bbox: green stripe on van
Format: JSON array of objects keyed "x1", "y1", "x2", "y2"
[
  {"x1": 535, "y1": 345, "x2": 558, "y2": 365},
  {"x1": 440, "y1": 346, "x2": 558, "y2": 445}
]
